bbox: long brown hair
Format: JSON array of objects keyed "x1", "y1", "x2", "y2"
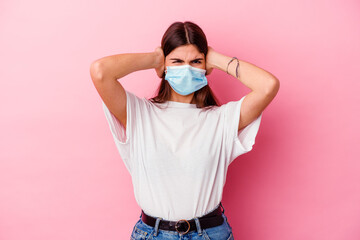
[{"x1": 149, "y1": 21, "x2": 220, "y2": 109}]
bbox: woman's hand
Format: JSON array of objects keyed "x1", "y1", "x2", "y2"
[
  {"x1": 205, "y1": 46, "x2": 217, "y2": 76},
  {"x1": 154, "y1": 46, "x2": 165, "y2": 78}
]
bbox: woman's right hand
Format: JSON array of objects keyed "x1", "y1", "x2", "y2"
[{"x1": 154, "y1": 46, "x2": 165, "y2": 78}]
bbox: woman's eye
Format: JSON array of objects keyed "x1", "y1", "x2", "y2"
[{"x1": 172, "y1": 60, "x2": 201, "y2": 63}]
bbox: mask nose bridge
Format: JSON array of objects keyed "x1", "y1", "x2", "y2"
[{"x1": 165, "y1": 64, "x2": 192, "y2": 74}]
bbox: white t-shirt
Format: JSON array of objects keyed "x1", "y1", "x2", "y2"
[{"x1": 102, "y1": 90, "x2": 262, "y2": 221}]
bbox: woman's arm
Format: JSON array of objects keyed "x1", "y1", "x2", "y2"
[
  {"x1": 89, "y1": 49, "x2": 164, "y2": 129},
  {"x1": 206, "y1": 47, "x2": 280, "y2": 131},
  {"x1": 90, "y1": 51, "x2": 161, "y2": 80}
]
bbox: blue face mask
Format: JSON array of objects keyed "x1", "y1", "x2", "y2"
[{"x1": 164, "y1": 64, "x2": 208, "y2": 96}]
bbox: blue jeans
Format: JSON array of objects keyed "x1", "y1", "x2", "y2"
[{"x1": 130, "y1": 205, "x2": 234, "y2": 240}]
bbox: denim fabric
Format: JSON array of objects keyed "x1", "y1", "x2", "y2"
[{"x1": 130, "y1": 206, "x2": 234, "y2": 240}]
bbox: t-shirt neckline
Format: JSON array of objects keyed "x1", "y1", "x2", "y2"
[{"x1": 163, "y1": 100, "x2": 197, "y2": 108}]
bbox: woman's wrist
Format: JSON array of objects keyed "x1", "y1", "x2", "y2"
[
  {"x1": 211, "y1": 51, "x2": 234, "y2": 72},
  {"x1": 152, "y1": 47, "x2": 165, "y2": 78},
  {"x1": 152, "y1": 49, "x2": 163, "y2": 69}
]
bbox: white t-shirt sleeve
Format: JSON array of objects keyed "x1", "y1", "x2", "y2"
[
  {"x1": 222, "y1": 96, "x2": 263, "y2": 165},
  {"x1": 101, "y1": 90, "x2": 145, "y2": 173}
]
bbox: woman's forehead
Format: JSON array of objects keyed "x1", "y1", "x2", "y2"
[{"x1": 168, "y1": 45, "x2": 204, "y2": 58}]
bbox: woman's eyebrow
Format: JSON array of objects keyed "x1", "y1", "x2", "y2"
[{"x1": 170, "y1": 58, "x2": 204, "y2": 61}]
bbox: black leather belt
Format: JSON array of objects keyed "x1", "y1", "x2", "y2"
[{"x1": 141, "y1": 203, "x2": 224, "y2": 234}]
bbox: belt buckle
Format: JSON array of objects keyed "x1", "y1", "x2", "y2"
[{"x1": 175, "y1": 219, "x2": 190, "y2": 234}]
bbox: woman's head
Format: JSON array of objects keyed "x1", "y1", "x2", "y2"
[{"x1": 150, "y1": 21, "x2": 219, "y2": 108}]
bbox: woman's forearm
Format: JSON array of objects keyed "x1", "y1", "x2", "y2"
[
  {"x1": 210, "y1": 51, "x2": 279, "y2": 94},
  {"x1": 91, "y1": 52, "x2": 157, "y2": 80}
]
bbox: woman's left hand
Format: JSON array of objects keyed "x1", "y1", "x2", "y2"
[{"x1": 205, "y1": 46, "x2": 216, "y2": 75}]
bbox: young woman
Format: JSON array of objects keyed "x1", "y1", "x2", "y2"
[{"x1": 90, "y1": 21, "x2": 279, "y2": 240}]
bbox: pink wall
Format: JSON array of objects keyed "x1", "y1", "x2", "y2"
[{"x1": 1, "y1": 0, "x2": 359, "y2": 239}]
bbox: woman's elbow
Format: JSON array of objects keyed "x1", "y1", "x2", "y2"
[
  {"x1": 265, "y1": 77, "x2": 280, "y2": 96},
  {"x1": 90, "y1": 60, "x2": 105, "y2": 81}
]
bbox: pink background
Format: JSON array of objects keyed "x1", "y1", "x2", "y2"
[{"x1": 1, "y1": 0, "x2": 359, "y2": 239}]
